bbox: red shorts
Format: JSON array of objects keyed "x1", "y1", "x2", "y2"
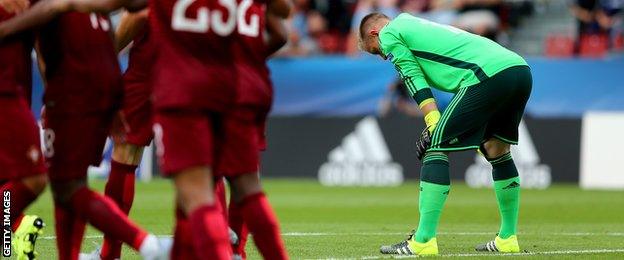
[
  {"x1": 154, "y1": 107, "x2": 268, "y2": 177},
  {"x1": 153, "y1": 110, "x2": 222, "y2": 176},
  {"x1": 43, "y1": 112, "x2": 113, "y2": 181},
  {"x1": 0, "y1": 97, "x2": 46, "y2": 180},
  {"x1": 115, "y1": 80, "x2": 152, "y2": 146},
  {"x1": 217, "y1": 106, "x2": 268, "y2": 177}
]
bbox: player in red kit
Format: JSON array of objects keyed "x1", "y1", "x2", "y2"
[
  {"x1": 148, "y1": 0, "x2": 240, "y2": 257},
  {"x1": 0, "y1": 0, "x2": 48, "y2": 258},
  {"x1": 0, "y1": 2, "x2": 169, "y2": 260},
  {"x1": 97, "y1": 9, "x2": 152, "y2": 260},
  {"x1": 221, "y1": 1, "x2": 290, "y2": 259}
]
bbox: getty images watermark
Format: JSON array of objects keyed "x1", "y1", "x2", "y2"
[{"x1": 3, "y1": 190, "x2": 10, "y2": 257}]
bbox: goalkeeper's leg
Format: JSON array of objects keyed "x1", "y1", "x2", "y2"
[
  {"x1": 380, "y1": 152, "x2": 450, "y2": 255},
  {"x1": 476, "y1": 139, "x2": 521, "y2": 253}
]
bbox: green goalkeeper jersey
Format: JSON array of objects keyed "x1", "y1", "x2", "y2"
[{"x1": 379, "y1": 13, "x2": 528, "y2": 95}]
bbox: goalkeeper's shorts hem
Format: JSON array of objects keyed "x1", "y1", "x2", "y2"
[
  {"x1": 427, "y1": 145, "x2": 480, "y2": 153},
  {"x1": 492, "y1": 134, "x2": 518, "y2": 145}
]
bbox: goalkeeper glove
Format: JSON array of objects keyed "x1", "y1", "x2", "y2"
[
  {"x1": 424, "y1": 110, "x2": 441, "y2": 133},
  {"x1": 416, "y1": 127, "x2": 431, "y2": 161}
]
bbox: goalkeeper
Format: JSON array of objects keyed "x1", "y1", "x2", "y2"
[{"x1": 359, "y1": 12, "x2": 532, "y2": 255}]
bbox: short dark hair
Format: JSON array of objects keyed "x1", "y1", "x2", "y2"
[{"x1": 359, "y1": 12, "x2": 390, "y2": 39}]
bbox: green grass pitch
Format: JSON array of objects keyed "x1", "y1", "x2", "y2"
[{"x1": 17, "y1": 179, "x2": 624, "y2": 259}]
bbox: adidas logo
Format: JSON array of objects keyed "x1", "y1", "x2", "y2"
[
  {"x1": 318, "y1": 116, "x2": 404, "y2": 186},
  {"x1": 465, "y1": 120, "x2": 552, "y2": 189},
  {"x1": 502, "y1": 181, "x2": 520, "y2": 189}
]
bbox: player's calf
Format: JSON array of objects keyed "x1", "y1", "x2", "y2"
[
  {"x1": 229, "y1": 173, "x2": 288, "y2": 260},
  {"x1": 100, "y1": 142, "x2": 142, "y2": 260},
  {"x1": 173, "y1": 167, "x2": 231, "y2": 260},
  {"x1": 480, "y1": 138, "x2": 511, "y2": 159},
  {"x1": 478, "y1": 138, "x2": 521, "y2": 252},
  {"x1": 50, "y1": 180, "x2": 86, "y2": 207},
  {"x1": 52, "y1": 179, "x2": 169, "y2": 260},
  {"x1": 228, "y1": 173, "x2": 262, "y2": 203},
  {"x1": 174, "y1": 167, "x2": 218, "y2": 213},
  {"x1": 380, "y1": 152, "x2": 449, "y2": 256}
]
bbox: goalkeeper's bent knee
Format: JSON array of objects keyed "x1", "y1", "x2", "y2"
[
  {"x1": 486, "y1": 152, "x2": 519, "y2": 181},
  {"x1": 421, "y1": 153, "x2": 450, "y2": 185}
]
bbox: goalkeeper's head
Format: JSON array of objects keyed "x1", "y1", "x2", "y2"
[{"x1": 358, "y1": 12, "x2": 390, "y2": 57}]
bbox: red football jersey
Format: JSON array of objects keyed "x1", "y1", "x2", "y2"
[
  {"x1": 148, "y1": 0, "x2": 237, "y2": 111},
  {"x1": 234, "y1": 0, "x2": 272, "y2": 108},
  {"x1": 124, "y1": 25, "x2": 153, "y2": 84},
  {"x1": 0, "y1": 8, "x2": 33, "y2": 99},
  {"x1": 37, "y1": 12, "x2": 123, "y2": 115}
]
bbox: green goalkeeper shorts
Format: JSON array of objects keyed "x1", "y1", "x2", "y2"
[{"x1": 428, "y1": 65, "x2": 532, "y2": 152}]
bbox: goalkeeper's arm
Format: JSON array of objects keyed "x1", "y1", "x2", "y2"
[
  {"x1": 412, "y1": 89, "x2": 441, "y2": 133},
  {"x1": 379, "y1": 38, "x2": 441, "y2": 132}
]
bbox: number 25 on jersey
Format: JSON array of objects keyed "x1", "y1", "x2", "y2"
[{"x1": 171, "y1": 0, "x2": 259, "y2": 37}]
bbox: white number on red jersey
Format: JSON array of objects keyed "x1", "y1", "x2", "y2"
[
  {"x1": 171, "y1": 0, "x2": 260, "y2": 37},
  {"x1": 237, "y1": 0, "x2": 259, "y2": 37},
  {"x1": 171, "y1": 0, "x2": 209, "y2": 33}
]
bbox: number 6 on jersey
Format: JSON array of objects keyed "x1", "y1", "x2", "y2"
[{"x1": 172, "y1": 0, "x2": 259, "y2": 37}]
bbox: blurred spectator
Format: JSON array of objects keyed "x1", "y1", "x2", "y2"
[
  {"x1": 426, "y1": 0, "x2": 503, "y2": 40},
  {"x1": 399, "y1": 0, "x2": 430, "y2": 14},
  {"x1": 276, "y1": 0, "x2": 533, "y2": 56},
  {"x1": 347, "y1": 0, "x2": 400, "y2": 55},
  {"x1": 378, "y1": 79, "x2": 422, "y2": 117},
  {"x1": 571, "y1": 0, "x2": 623, "y2": 36},
  {"x1": 570, "y1": 0, "x2": 624, "y2": 54},
  {"x1": 277, "y1": 0, "x2": 325, "y2": 56},
  {"x1": 455, "y1": 0, "x2": 502, "y2": 39},
  {"x1": 278, "y1": 0, "x2": 349, "y2": 55},
  {"x1": 310, "y1": 0, "x2": 356, "y2": 34}
]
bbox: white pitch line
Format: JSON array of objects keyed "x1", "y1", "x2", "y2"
[
  {"x1": 37, "y1": 231, "x2": 624, "y2": 240},
  {"x1": 281, "y1": 231, "x2": 624, "y2": 237},
  {"x1": 315, "y1": 249, "x2": 624, "y2": 259},
  {"x1": 38, "y1": 235, "x2": 173, "y2": 240}
]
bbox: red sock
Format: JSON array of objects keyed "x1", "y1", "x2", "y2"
[
  {"x1": 69, "y1": 187, "x2": 147, "y2": 251},
  {"x1": 100, "y1": 160, "x2": 137, "y2": 260},
  {"x1": 215, "y1": 178, "x2": 227, "y2": 220},
  {"x1": 104, "y1": 160, "x2": 137, "y2": 213},
  {"x1": 188, "y1": 204, "x2": 231, "y2": 259},
  {"x1": 54, "y1": 203, "x2": 86, "y2": 260},
  {"x1": 241, "y1": 193, "x2": 288, "y2": 260},
  {"x1": 228, "y1": 200, "x2": 248, "y2": 259},
  {"x1": 1, "y1": 180, "x2": 39, "y2": 228},
  {"x1": 171, "y1": 206, "x2": 195, "y2": 260}
]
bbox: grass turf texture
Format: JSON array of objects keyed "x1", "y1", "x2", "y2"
[{"x1": 17, "y1": 179, "x2": 624, "y2": 259}]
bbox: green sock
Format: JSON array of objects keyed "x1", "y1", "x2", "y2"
[
  {"x1": 489, "y1": 153, "x2": 520, "y2": 239},
  {"x1": 414, "y1": 153, "x2": 450, "y2": 243}
]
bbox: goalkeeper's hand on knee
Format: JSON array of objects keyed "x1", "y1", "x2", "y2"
[
  {"x1": 416, "y1": 126, "x2": 432, "y2": 161},
  {"x1": 417, "y1": 109, "x2": 440, "y2": 160}
]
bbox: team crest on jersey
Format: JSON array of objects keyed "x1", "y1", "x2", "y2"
[{"x1": 27, "y1": 145, "x2": 40, "y2": 164}]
